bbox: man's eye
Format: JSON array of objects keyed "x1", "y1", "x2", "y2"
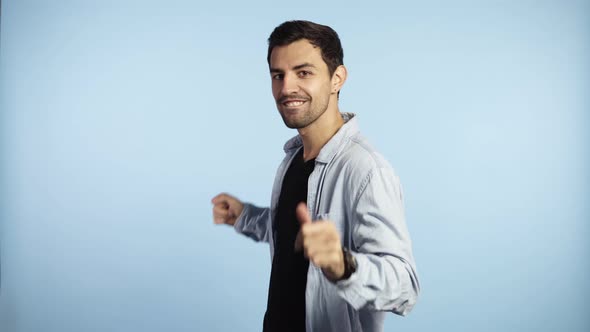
[
  {"x1": 298, "y1": 71, "x2": 311, "y2": 77},
  {"x1": 272, "y1": 74, "x2": 284, "y2": 80}
]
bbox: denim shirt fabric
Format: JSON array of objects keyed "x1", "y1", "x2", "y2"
[{"x1": 234, "y1": 113, "x2": 420, "y2": 332}]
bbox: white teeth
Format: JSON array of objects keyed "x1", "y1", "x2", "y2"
[{"x1": 285, "y1": 101, "x2": 304, "y2": 107}]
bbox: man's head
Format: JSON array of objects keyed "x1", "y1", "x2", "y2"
[
  {"x1": 267, "y1": 21, "x2": 347, "y2": 130},
  {"x1": 267, "y1": 20, "x2": 344, "y2": 78}
]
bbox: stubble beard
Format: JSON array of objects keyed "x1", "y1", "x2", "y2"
[{"x1": 278, "y1": 95, "x2": 330, "y2": 129}]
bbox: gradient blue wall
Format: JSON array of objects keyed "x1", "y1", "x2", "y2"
[{"x1": 1, "y1": 1, "x2": 588, "y2": 331}]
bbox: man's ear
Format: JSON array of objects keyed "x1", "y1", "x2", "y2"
[{"x1": 331, "y1": 65, "x2": 347, "y2": 95}]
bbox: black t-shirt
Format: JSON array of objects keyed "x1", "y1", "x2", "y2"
[{"x1": 263, "y1": 148, "x2": 315, "y2": 332}]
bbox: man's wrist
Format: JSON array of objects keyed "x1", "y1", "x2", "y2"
[
  {"x1": 339, "y1": 247, "x2": 357, "y2": 280},
  {"x1": 324, "y1": 247, "x2": 357, "y2": 282}
]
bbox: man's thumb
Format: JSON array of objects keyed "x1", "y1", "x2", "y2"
[{"x1": 296, "y1": 202, "x2": 312, "y2": 226}]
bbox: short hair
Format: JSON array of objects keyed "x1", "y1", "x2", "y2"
[{"x1": 267, "y1": 20, "x2": 344, "y2": 77}]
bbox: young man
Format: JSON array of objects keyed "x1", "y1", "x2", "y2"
[{"x1": 211, "y1": 20, "x2": 420, "y2": 332}]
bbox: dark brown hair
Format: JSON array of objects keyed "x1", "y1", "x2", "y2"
[{"x1": 267, "y1": 20, "x2": 344, "y2": 77}]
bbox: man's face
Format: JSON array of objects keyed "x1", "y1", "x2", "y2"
[{"x1": 269, "y1": 39, "x2": 334, "y2": 129}]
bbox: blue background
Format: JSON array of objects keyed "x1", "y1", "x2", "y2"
[{"x1": 1, "y1": 1, "x2": 588, "y2": 331}]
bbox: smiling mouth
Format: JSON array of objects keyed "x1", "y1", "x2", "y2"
[{"x1": 282, "y1": 100, "x2": 307, "y2": 107}]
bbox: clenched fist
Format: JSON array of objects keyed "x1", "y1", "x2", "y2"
[
  {"x1": 211, "y1": 193, "x2": 244, "y2": 226},
  {"x1": 294, "y1": 202, "x2": 345, "y2": 281}
]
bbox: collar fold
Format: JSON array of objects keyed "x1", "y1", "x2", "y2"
[{"x1": 282, "y1": 112, "x2": 359, "y2": 163}]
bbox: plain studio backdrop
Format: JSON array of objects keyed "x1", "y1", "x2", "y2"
[{"x1": 1, "y1": 1, "x2": 588, "y2": 331}]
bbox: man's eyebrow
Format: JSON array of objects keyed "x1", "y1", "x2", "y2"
[
  {"x1": 293, "y1": 63, "x2": 316, "y2": 70},
  {"x1": 269, "y1": 63, "x2": 317, "y2": 73}
]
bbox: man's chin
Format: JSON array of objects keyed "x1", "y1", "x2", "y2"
[
  {"x1": 279, "y1": 112, "x2": 307, "y2": 129},
  {"x1": 282, "y1": 118, "x2": 306, "y2": 129}
]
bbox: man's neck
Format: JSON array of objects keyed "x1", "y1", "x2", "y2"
[{"x1": 297, "y1": 108, "x2": 344, "y2": 162}]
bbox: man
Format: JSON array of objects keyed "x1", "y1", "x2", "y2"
[{"x1": 211, "y1": 20, "x2": 420, "y2": 332}]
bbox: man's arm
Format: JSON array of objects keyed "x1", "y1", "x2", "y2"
[
  {"x1": 334, "y1": 166, "x2": 420, "y2": 316},
  {"x1": 211, "y1": 193, "x2": 272, "y2": 243},
  {"x1": 233, "y1": 203, "x2": 272, "y2": 243},
  {"x1": 294, "y1": 165, "x2": 419, "y2": 315}
]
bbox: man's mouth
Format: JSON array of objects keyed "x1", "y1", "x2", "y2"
[{"x1": 283, "y1": 100, "x2": 306, "y2": 107}]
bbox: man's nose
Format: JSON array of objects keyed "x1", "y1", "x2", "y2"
[{"x1": 280, "y1": 74, "x2": 299, "y2": 95}]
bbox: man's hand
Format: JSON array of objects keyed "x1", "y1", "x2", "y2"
[
  {"x1": 294, "y1": 202, "x2": 345, "y2": 281},
  {"x1": 211, "y1": 193, "x2": 244, "y2": 226}
]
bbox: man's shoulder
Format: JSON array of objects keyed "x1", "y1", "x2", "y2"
[
  {"x1": 338, "y1": 132, "x2": 392, "y2": 171},
  {"x1": 323, "y1": 133, "x2": 396, "y2": 195}
]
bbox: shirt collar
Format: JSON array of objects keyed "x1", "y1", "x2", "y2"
[{"x1": 282, "y1": 112, "x2": 359, "y2": 163}]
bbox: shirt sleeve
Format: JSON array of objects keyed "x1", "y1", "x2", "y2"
[
  {"x1": 233, "y1": 203, "x2": 272, "y2": 243},
  {"x1": 334, "y1": 166, "x2": 420, "y2": 316}
]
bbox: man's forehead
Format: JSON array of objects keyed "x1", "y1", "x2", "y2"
[{"x1": 269, "y1": 39, "x2": 325, "y2": 69}]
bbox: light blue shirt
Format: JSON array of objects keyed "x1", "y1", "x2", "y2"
[{"x1": 234, "y1": 113, "x2": 420, "y2": 332}]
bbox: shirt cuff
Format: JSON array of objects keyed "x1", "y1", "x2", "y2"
[{"x1": 333, "y1": 252, "x2": 369, "y2": 310}]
